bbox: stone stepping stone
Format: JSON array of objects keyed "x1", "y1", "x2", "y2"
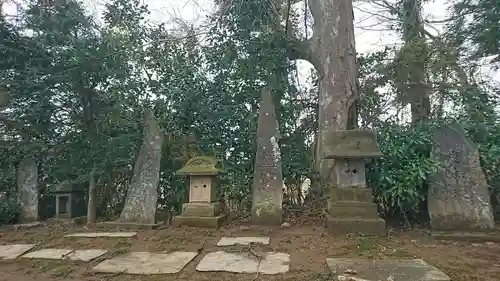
[
  {"x1": 0, "y1": 244, "x2": 36, "y2": 260},
  {"x1": 92, "y1": 251, "x2": 198, "y2": 274},
  {"x1": 64, "y1": 232, "x2": 137, "y2": 238},
  {"x1": 196, "y1": 251, "x2": 289, "y2": 274},
  {"x1": 22, "y1": 249, "x2": 107, "y2": 262},
  {"x1": 326, "y1": 258, "x2": 450, "y2": 281},
  {"x1": 216, "y1": 237, "x2": 270, "y2": 246}
]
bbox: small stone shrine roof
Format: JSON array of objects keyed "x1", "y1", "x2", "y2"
[
  {"x1": 176, "y1": 156, "x2": 224, "y2": 176},
  {"x1": 54, "y1": 180, "x2": 79, "y2": 193},
  {"x1": 323, "y1": 130, "x2": 383, "y2": 159}
]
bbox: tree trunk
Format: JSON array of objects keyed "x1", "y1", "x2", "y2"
[
  {"x1": 87, "y1": 168, "x2": 96, "y2": 225},
  {"x1": 218, "y1": 0, "x2": 359, "y2": 191},
  {"x1": 400, "y1": 0, "x2": 430, "y2": 123},
  {"x1": 288, "y1": 0, "x2": 359, "y2": 190}
]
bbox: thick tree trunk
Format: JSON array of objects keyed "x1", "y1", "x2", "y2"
[
  {"x1": 289, "y1": 0, "x2": 359, "y2": 190},
  {"x1": 219, "y1": 0, "x2": 359, "y2": 192}
]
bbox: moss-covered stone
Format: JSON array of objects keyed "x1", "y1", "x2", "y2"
[
  {"x1": 176, "y1": 156, "x2": 224, "y2": 175},
  {"x1": 323, "y1": 130, "x2": 382, "y2": 159}
]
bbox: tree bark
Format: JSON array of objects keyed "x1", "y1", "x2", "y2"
[
  {"x1": 400, "y1": 0, "x2": 430, "y2": 123},
  {"x1": 87, "y1": 168, "x2": 96, "y2": 225},
  {"x1": 218, "y1": 0, "x2": 359, "y2": 191},
  {"x1": 288, "y1": 0, "x2": 359, "y2": 190}
]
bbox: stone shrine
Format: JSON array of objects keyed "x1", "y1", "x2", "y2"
[
  {"x1": 54, "y1": 181, "x2": 86, "y2": 220},
  {"x1": 323, "y1": 130, "x2": 386, "y2": 235},
  {"x1": 173, "y1": 156, "x2": 228, "y2": 228}
]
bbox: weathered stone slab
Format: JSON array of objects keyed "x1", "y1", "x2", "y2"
[
  {"x1": 326, "y1": 258, "x2": 450, "y2": 281},
  {"x1": 429, "y1": 124, "x2": 495, "y2": 231},
  {"x1": 217, "y1": 237, "x2": 270, "y2": 246},
  {"x1": 13, "y1": 221, "x2": 44, "y2": 230},
  {"x1": 17, "y1": 157, "x2": 39, "y2": 222},
  {"x1": 119, "y1": 109, "x2": 163, "y2": 224},
  {"x1": 196, "y1": 251, "x2": 289, "y2": 274},
  {"x1": 0, "y1": 244, "x2": 36, "y2": 260},
  {"x1": 97, "y1": 221, "x2": 159, "y2": 230},
  {"x1": 92, "y1": 251, "x2": 197, "y2": 274},
  {"x1": 251, "y1": 89, "x2": 283, "y2": 226},
  {"x1": 22, "y1": 249, "x2": 107, "y2": 262},
  {"x1": 431, "y1": 231, "x2": 500, "y2": 242},
  {"x1": 172, "y1": 214, "x2": 226, "y2": 229},
  {"x1": 65, "y1": 232, "x2": 137, "y2": 238}
]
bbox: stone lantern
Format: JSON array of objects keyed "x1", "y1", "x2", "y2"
[
  {"x1": 173, "y1": 156, "x2": 228, "y2": 228},
  {"x1": 323, "y1": 130, "x2": 386, "y2": 235}
]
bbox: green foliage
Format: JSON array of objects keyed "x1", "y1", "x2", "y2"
[
  {"x1": 449, "y1": 0, "x2": 500, "y2": 65},
  {"x1": 367, "y1": 121, "x2": 439, "y2": 220},
  {"x1": 0, "y1": 195, "x2": 20, "y2": 225}
]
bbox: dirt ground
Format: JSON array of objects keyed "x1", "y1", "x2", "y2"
[{"x1": 0, "y1": 222, "x2": 499, "y2": 281}]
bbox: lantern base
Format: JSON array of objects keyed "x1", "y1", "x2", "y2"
[
  {"x1": 172, "y1": 214, "x2": 228, "y2": 229},
  {"x1": 325, "y1": 215, "x2": 386, "y2": 236},
  {"x1": 181, "y1": 202, "x2": 225, "y2": 217}
]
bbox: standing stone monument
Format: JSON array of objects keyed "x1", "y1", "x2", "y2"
[
  {"x1": 17, "y1": 156, "x2": 39, "y2": 223},
  {"x1": 119, "y1": 108, "x2": 164, "y2": 226},
  {"x1": 172, "y1": 156, "x2": 228, "y2": 228},
  {"x1": 428, "y1": 124, "x2": 495, "y2": 231},
  {"x1": 251, "y1": 89, "x2": 283, "y2": 225},
  {"x1": 323, "y1": 130, "x2": 386, "y2": 235}
]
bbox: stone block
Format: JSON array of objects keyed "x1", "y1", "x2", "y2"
[
  {"x1": 21, "y1": 249, "x2": 107, "y2": 262},
  {"x1": 217, "y1": 237, "x2": 270, "y2": 246},
  {"x1": 328, "y1": 202, "x2": 379, "y2": 218},
  {"x1": 431, "y1": 231, "x2": 500, "y2": 242},
  {"x1": 181, "y1": 202, "x2": 223, "y2": 217},
  {"x1": 326, "y1": 258, "x2": 450, "y2": 281},
  {"x1": 97, "y1": 221, "x2": 159, "y2": 230},
  {"x1": 65, "y1": 232, "x2": 137, "y2": 238},
  {"x1": 328, "y1": 187, "x2": 374, "y2": 203},
  {"x1": 326, "y1": 215, "x2": 386, "y2": 235},
  {"x1": 196, "y1": 251, "x2": 289, "y2": 274},
  {"x1": 0, "y1": 244, "x2": 36, "y2": 260},
  {"x1": 92, "y1": 251, "x2": 198, "y2": 274},
  {"x1": 323, "y1": 130, "x2": 383, "y2": 159},
  {"x1": 172, "y1": 214, "x2": 227, "y2": 229}
]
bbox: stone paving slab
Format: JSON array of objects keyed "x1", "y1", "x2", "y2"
[
  {"x1": 92, "y1": 251, "x2": 198, "y2": 274},
  {"x1": 0, "y1": 244, "x2": 36, "y2": 260},
  {"x1": 326, "y1": 258, "x2": 450, "y2": 281},
  {"x1": 196, "y1": 251, "x2": 289, "y2": 274},
  {"x1": 12, "y1": 222, "x2": 44, "y2": 230},
  {"x1": 21, "y1": 249, "x2": 107, "y2": 262},
  {"x1": 217, "y1": 237, "x2": 270, "y2": 246},
  {"x1": 64, "y1": 232, "x2": 137, "y2": 238}
]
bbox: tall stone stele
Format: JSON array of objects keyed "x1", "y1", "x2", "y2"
[
  {"x1": 323, "y1": 130, "x2": 386, "y2": 235},
  {"x1": 17, "y1": 156, "x2": 39, "y2": 223},
  {"x1": 119, "y1": 108, "x2": 163, "y2": 226},
  {"x1": 251, "y1": 89, "x2": 283, "y2": 226},
  {"x1": 173, "y1": 156, "x2": 229, "y2": 229}
]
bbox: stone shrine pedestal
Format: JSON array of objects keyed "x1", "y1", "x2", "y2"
[
  {"x1": 173, "y1": 156, "x2": 228, "y2": 229},
  {"x1": 323, "y1": 130, "x2": 386, "y2": 235}
]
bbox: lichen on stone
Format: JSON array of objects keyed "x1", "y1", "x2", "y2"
[
  {"x1": 323, "y1": 130, "x2": 383, "y2": 159},
  {"x1": 176, "y1": 156, "x2": 224, "y2": 175}
]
